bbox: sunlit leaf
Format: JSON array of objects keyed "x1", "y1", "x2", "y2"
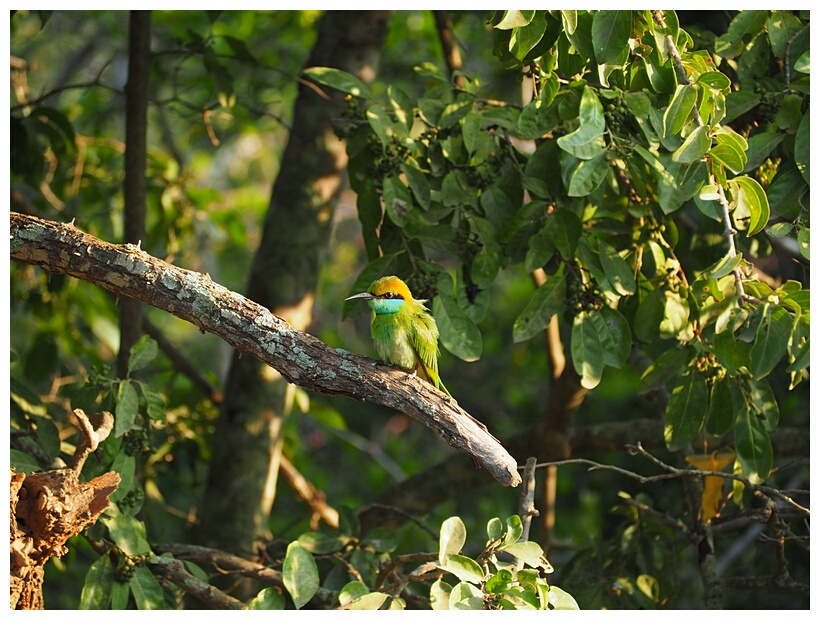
[
  {"x1": 247, "y1": 588, "x2": 286, "y2": 610},
  {"x1": 303, "y1": 66, "x2": 375, "y2": 100},
  {"x1": 663, "y1": 85, "x2": 698, "y2": 138},
  {"x1": 283, "y1": 542, "x2": 319, "y2": 609},
  {"x1": 731, "y1": 176, "x2": 770, "y2": 236},
  {"x1": 572, "y1": 312, "x2": 604, "y2": 389},
  {"x1": 438, "y1": 516, "x2": 466, "y2": 563}
]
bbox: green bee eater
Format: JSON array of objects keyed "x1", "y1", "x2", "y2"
[{"x1": 345, "y1": 275, "x2": 450, "y2": 396}]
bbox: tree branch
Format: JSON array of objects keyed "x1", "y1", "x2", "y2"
[{"x1": 10, "y1": 212, "x2": 521, "y2": 488}]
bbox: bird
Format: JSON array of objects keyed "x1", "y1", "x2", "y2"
[{"x1": 345, "y1": 275, "x2": 450, "y2": 396}]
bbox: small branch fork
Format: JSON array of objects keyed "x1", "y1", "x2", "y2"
[
  {"x1": 10, "y1": 212, "x2": 521, "y2": 488},
  {"x1": 537, "y1": 442, "x2": 808, "y2": 518}
]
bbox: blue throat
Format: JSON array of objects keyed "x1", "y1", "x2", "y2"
[{"x1": 368, "y1": 298, "x2": 405, "y2": 315}]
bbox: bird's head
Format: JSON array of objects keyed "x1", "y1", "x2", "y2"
[{"x1": 345, "y1": 275, "x2": 417, "y2": 315}]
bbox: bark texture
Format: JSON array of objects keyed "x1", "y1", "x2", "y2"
[{"x1": 9, "y1": 468, "x2": 120, "y2": 610}]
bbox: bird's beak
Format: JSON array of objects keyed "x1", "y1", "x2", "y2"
[{"x1": 345, "y1": 292, "x2": 376, "y2": 301}]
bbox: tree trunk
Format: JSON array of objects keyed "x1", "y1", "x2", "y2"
[
  {"x1": 195, "y1": 11, "x2": 392, "y2": 560},
  {"x1": 117, "y1": 10, "x2": 151, "y2": 378}
]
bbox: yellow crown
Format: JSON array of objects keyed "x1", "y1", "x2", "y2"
[{"x1": 370, "y1": 275, "x2": 413, "y2": 300}]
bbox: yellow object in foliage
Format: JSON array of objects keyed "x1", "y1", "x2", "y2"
[{"x1": 685, "y1": 450, "x2": 735, "y2": 523}]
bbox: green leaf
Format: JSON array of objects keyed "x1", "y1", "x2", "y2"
[
  {"x1": 303, "y1": 66, "x2": 375, "y2": 100},
  {"x1": 297, "y1": 530, "x2": 346, "y2": 554},
  {"x1": 510, "y1": 11, "x2": 547, "y2": 60},
  {"x1": 795, "y1": 109, "x2": 809, "y2": 183},
  {"x1": 724, "y1": 90, "x2": 761, "y2": 124},
  {"x1": 283, "y1": 541, "x2": 319, "y2": 609},
  {"x1": 486, "y1": 517, "x2": 504, "y2": 541},
  {"x1": 743, "y1": 132, "x2": 785, "y2": 173},
  {"x1": 104, "y1": 511, "x2": 151, "y2": 555},
  {"x1": 750, "y1": 304, "x2": 791, "y2": 380},
  {"x1": 130, "y1": 566, "x2": 165, "y2": 610},
  {"x1": 561, "y1": 11, "x2": 578, "y2": 35},
  {"x1": 599, "y1": 241, "x2": 636, "y2": 296},
  {"x1": 796, "y1": 226, "x2": 810, "y2": 259},
  {"x1": 10, "y1": 449, "x2": 41, "y2": 474},
  {"x1": 338, "y1": 582, "x2": 370, "y2": 607},
  {"x1": 663, "y1": 85, "x2": 698, "y2": 138},
  {"x1": 503, "y1": 541, "x2": 552, "y2": 570},
  {"x1": 731, "y1": 176, "x2": 770, "y2": 237},
  {"x1": 664, "y1": 368, "x2": 708, "y2": 450},
  {"x1": 597, "y1": 307, "x2": 632, "y2": 368},
  {"x1": 499, "y1": 587, "x2": 540, "y2": 610},
  {"x1": 440, "y1": 554, "x2": 485, "y2": 584},
  {"x1": 551, "y1": 208, "x2": 583, "y2": 259},
  {"x1": 127, "y1": 335, "x2": 158, "y2": 374},
  {"x1": 433, "y1": 294, "x2": 482, "y2": 362},
  {"x1": 525, "y1": 223, "x2": 556, "y2": 271},
  {"x1": 114, "y1": 379, "x2": 139, "y2": 438},
  {"x1": 485, "y1": 569, "x2": 514, "y2": 594},
  {"x1": 366, "y1": 104, "x2": 399, "y2": 147},
  {"x1": 750, "y1": 379, "x2": 780, "y2": 432},
  {"x1": 495, "y1": 10, "x2": 536, "y2": 30},
  {"x1": 247, "y1": 587, "x2": 286, "y2": 610},
  {"x1": 639, "y1": 346, "x2": 690, "y2": 394},
  {"x1": 430, "y1": 579, "x2": 453, "y2": 610},
  {"x1": 767, "y1": 166, "x2": 806, "y2": 219},
  {"x1": 338, "y1": 505, "x2": 360, "y2": 538},
  {"x1": 706, "y1": 252, "x2": 743, "y2": 280},
  {"x1": 383, "y1": 174, "x2": 413, "y2": 225},
  {"x1": 572, "y1": 312, "x2": 605, "y2": 389},
  {"x1": 80, "y1": 553, "x2": 114, "y2": 610},
  {"x1": 111, "y1": 580, "x2": 129, "y2": 610},
  {"x1": 502, "y1": 514, "x2": 524, "y2": 547},
  {"x1": 512, "y1": 270, "x2": 567, "y2": 343},
  {"x1": 567, "y1": 148, "x2": 610, "y2": 196},
  {"x1": 557, "y1": 124, "x2": 605, "y2": 160},
  {"x1": 660, "y1": 289, "x2": 690, "y2": 338},
  {"x1": 697, "y1": 70, "x2": 732, "y2": 92},
  {"x1": 438, "y1": 516, "x2": 466, "y2": 563},
  {"x1": 672, "y1": 125, "x2": 711, "y2": 164},
  {"x1": 713, "y1": 329, "x2": 751, "y2": 373},
  {"x1": 706, "y1": 377, "x2": 737, "y2": 436},
  {"x1": 109, "y1": 450, "x2": 135, "y2": 503},
  {"x1": 441, "y1": 170, "x2": 471, "y2": 207},
  {"x1": 138, "y1": 383, "x2": 166, "y2": 422},
  {"x1": 348, "y1": 592, "x2": 391, "y2": 610},
  {"x1": 734, "y1": 402, "x2": 772, "y2": 483},
  {"x1": 361, "y1": 527, "x2": 398, "y2": 553},
  {"x1": 592, "y1": 10, "x2": 632, "y2": 65},
  {"x1": 710, "y1": 134, "x2": 747, "y2": 174},
  {"x1": 449, "y1": 582, "x2": 485, "y2": 610},
  {"x1": 548, "y1": 586, "x2": 581, "y2": 610}
]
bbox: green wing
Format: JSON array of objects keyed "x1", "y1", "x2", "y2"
[{"x1": 410, "y1": 310, "x2": 449, "y2": 396}]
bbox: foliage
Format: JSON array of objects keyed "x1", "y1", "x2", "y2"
[
  {"x1": 9, "y1": 9, "x2": 809, "y2": 610},
  {"x1": 311, "y1": 7, "x2": 809, "y2": 493}
]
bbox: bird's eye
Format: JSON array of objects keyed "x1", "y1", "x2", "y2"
[{"x1": 382, "y1": 291, "x2": 402, "y2": 300}]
